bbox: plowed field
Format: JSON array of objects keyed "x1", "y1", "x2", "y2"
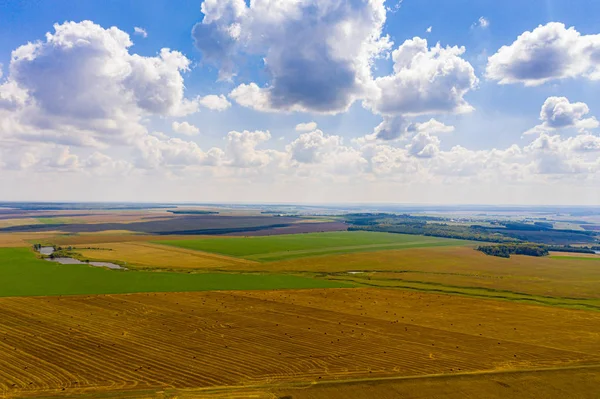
[{"x1": 1, "y1": 288, "x2": 599, "y2": 398}]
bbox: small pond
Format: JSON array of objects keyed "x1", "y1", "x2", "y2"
[
  {"x1": 47, "y1": 257, "x2": 125, "y2": 270},
  {"x1": 37, "y1": 246, "x2": 125, "y2": 270},
  {"x1": 39, "y1": 246, "x2": 54, "y2": 255}
]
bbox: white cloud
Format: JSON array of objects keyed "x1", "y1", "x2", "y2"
[
  {"x1": 172, "y1": 121, "x2": 200, "y2": 136},
  {"x1": 524, "y1": 97, "x2": 599, "y2": 135},
  {"x1": 486, "y1": 22, "x2": 600, "y2": 86},
  {"x1": 295, "y1": 122, "x2": 318, "y2": 132},
  {"x1": 407, "y1": 118, "x2": 455, "y2": 135},
  {"x1": 1, "y1": 20, "x2": 199, "y2": 148},
  {"x1": 134, "y1": 27, "x2": 148, "y2": 38},
  {"x1": 369, "y1": 115, "x2": 408, "y2": 141},
  {"x1": 473, "y1": 17, "x2": 489, "y2": 29},
  {"x1": 225, "y1": 130, "x2": 281, "y2": 167},
  {"x1": 426, "y1": 26, "x2": 432, "y2": 33},
  {"x1": 196, "y1": 0, "x2": 391, "y2": 114},
  {"x1": 365, "y1": 37, "x2": 478, "y2": 116},
  {"x1": 364, "y1": 116, "x2": 453, "y2": 142},
  {"x1": 136, "y1": 135, "x2": 223, "y2": 169},
  {"x1": 198, "y1": 94, "x2": 231, "y2": 111},
  {"x1": 287, "y1": 130, "x2": 342, "y2": 163},
  {"x1": 407, "y1": 132, "x2": 440, "y2": 158}
]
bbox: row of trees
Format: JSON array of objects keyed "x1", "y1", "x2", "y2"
[
  {"x1": 476, "y1": 244, "x2": 549, "y2": 258},
  {"x1": 349, "y1": 223, "x2": 517, "y2": 243}
]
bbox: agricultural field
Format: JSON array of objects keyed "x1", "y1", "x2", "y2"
[
  {"x1": 157, "y1": 231, "x2": 468, "y2": 261},
  {"x1": 76, "y1": 242, "x2": 258, "y2": 271},
  {"x1": 0, "y1": 213, "x2": 343, "y2": 236},
  {"x1": 262, "y1": 247, "x2": 600, "y2": 303},
  {"x1": 1, "y1": 288, "x2": 599, "y2": 399},
  {"x1": 1, "y1": 206, "x2": 599, "y2": 398},
  {"x1": 0, "y1": 248, "x2": 348, "y2": 297}
]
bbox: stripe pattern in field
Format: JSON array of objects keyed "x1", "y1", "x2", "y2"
[{"x1": 0, "y1": 289, "x2": 599, "y2": 398}]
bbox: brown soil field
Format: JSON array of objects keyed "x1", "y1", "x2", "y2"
[
  {"x1": 60, "y1": 213, "x2": 174, "y2": 225},
  {"x1": 262, "y1": 247, "x2": 600, "y2": 299},
  {"x1": 75, "y1": 242, "x2": 257, "y2": 270},
  {"x1": 0, "y1": 215, "x2": 302, "y2": 234},
  {"x1": 47, "y1": 233, "x2": 234, "y2": 246},
  {"x1": 1, "y1": 288, "x2": 599, "y2": 398}
]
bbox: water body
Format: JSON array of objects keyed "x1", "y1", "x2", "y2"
[
  {"x1": 47, "y1": 257, "x2": 125, "y2": 270},
  {"x1": 38, "y1": 246, "x2": 124, "y2": 269},
  {"x1": 39, "y1": 246, "x2": 54, "y2": 255}
]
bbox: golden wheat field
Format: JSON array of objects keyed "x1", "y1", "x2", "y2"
[
  {"x1": 0, "y1": 233, "x2": 58, "y2": 248},
  {"x1": 75, "y1": 242, "x2": 257, "y2": 270},
  {"x1": 1, "y1": 288, "x2": 599, "y2": 399}
]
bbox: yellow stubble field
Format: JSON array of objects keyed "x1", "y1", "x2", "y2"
[
  {"x1": 1, "y1": 288, "x2": 599, "y2": 399},
  {"x1": 75, "y1": 242, "x2": 257, "y2": 270}
]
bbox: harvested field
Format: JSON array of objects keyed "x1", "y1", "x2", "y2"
[
  {"x1": 267, "y1": 366, "x2": 600, "y2": 399},
  {"x1": 1, "y1": 288, "x2": 599, "y2": 398},
  {"x1": 76, "y1": 242, "x2": 257, "y2": 270},
  {"x1": 158, "y1": 231, "x2": 468, "y2": 262},
  {"x1": 10, "y1": 367, "x2": 600, "y2": 399},
  {"x1": 0, "y1": 218, "x2": 43, "y2": 229},
  {"x1": 265, "y1": 246, "x2": 600, "y2": 300},
  {"x1": 0, "y1": 232, "x2": 58, "y2": 248}
]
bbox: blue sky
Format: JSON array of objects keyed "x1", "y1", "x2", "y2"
[{"x1": 0, "y1": 0, "x2": 599, "y2": 204}]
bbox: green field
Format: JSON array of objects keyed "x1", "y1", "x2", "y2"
[
  {"x1": 0, "y1": 248, "x2": 350, "y2": 297},
  {"x1": 156, "y1": 231, "x2": 468, "y2": 261}
]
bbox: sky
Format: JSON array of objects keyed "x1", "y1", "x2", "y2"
[{"x1": 0, "y1": 0, "x2": 599, "y2": 205}]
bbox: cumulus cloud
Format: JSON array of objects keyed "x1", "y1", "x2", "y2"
[
  {"x1": 365, "y1": 37, "x2": 478, "y2": 116},
  {"x1": 295, "y1": 122, "x2": 318, "y2": 132},
  {"x1": 407, "y1": 118, "x2": 455, "y2": 135},
  {"x1": 524, "y1": 97, "x2": 599, "y2": 135},
  {"x1": 197, "y1": 94, "x2": 231, "y2": 111},
  {"x1": 136, "y1": 135, "x2": 223, "y2": 169},
  {"x1": 407, "y1": 132, "x2": 440, "y2": 158},
  {"x1": 134, "y1": 27, "x2": 148, "y2": 38},
  {"x1": 486, "y1": 22, "x2": 600, "y2": 86},
  {"x1": 287, "y1": 130, "x2": 342, "y2": 163},
  {"x1": 365, "y1": 116, "x2": 453, "y2": 142},
  {"x1": 368, "y1": 116, "x2": 408, "y2": 141},
  {"x1": 1, "y1": 20, "x2": 199, "y2": 148},
  {"x1": 172, "y1": 121, "x2": 200, "y2": 136},
  {"x1": 225, "y1": 130, "x2": 283, "y2": 167},
  {"x1": 195, "y1": 0, "x2": 391, "y2": 114}
]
